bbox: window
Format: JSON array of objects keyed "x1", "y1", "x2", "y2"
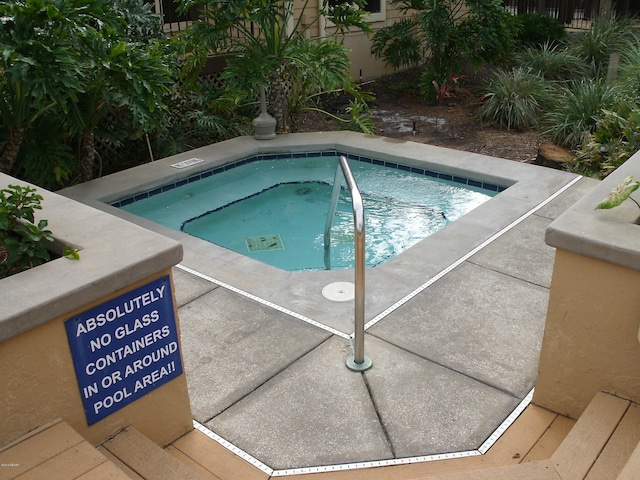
[{"x1": 327, "y1": 0, "x2": 385, "y2": 22}]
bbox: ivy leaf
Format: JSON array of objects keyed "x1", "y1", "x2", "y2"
[
  {"x1": 595, "y1": 176, "x2": 640, "y2": 210},
  {"x1": 63, "y1": 247, "x2": 80, "y2": 260}
]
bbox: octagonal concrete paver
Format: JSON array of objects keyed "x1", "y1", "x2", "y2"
[
  {"x1": 206, "y1": 337, "x2": 392, "y2": 469},
  {"x1": 370, "y1": 261, "x2": 549, "y2": 399},
  {"x1": 357, "y1": 335, "x2": 520, "y2": 458},
  {"x1": 178, "y1": 286, "x2": 331, "y2": 421}
]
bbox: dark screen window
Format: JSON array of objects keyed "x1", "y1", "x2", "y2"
[{"x1": 328, "y1": 0, "x2": 381, "y2": 14}]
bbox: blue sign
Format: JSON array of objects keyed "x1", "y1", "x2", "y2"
[{"x1": 64, "y1": 275, "x2": 183, "y2": 425}]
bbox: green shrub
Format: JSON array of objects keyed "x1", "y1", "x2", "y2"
[
  {"x1": 370, "y1": 18, "x2": 422, "y2": 70},
  {"x1": 511, "y1": 42, "x2": 588, "y2": 81},
  {"x1": 0, "y1": 185, "x2": 53, "y2": 278},
  {"x1": 514, "y1": 12, "x2": 567, "y2": 47},
  {"x1": 372, "y1": 0, "x2": 517, "y2": 102},
  {"x1": 477, "y1": 67, "x2": 552, "y2": 130},
  {"x1": 569, "y1": 103, "x2": 640, "y2": 178},
  {"x1": 151, "y1": 82, "x2": 251, "y2": 159},
  {"x1": 567, "y1": 13, "x2": 638, "y2": 77},
  {"x1": 617, "y1": 39, "x2": 640, "y2": 101},
  {"x1": 543, "y1": 79, "x2": 618, "y2": 148}
]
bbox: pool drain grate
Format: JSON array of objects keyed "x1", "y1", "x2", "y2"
[{"x1": 246, "y1": 234, "x2": 284, "y2": 252}]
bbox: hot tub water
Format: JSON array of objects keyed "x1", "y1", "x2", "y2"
[{"x1": 117, "y1": 154, "x2": 498, "y2": 271}]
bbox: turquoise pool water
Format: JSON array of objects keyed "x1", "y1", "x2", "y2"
[{"x1": 116, "y1": 154, "x2": 500, "y2": 271}]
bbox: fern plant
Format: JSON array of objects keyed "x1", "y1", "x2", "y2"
[{"x1": 570, "y1": 103, "x2": 640, "y2": 178}]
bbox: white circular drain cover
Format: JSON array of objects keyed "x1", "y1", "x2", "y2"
[{"x1": 322, "y1": 282, "x2": 355, "y2": 302}]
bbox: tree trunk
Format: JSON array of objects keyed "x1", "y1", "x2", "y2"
[
  {"x1": 79, "y1": 131, "x2": 96, "y2": 182},
  {"x1": 599, "y1": 0, "x2": 612, "y2": 16},
  {"x1": 535, "y1": 143, "x2": 573, "y2": 169},
  {"x1": 0, "y1": 127, "x2": 25, "y2": 174},
  {"x1": 268, "y1": 76, "x2": 288, "y2": 133}
]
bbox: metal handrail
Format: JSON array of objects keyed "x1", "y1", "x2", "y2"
[
  {"x1": 324, "y1": 156, "x2": 372, "y2": 371},
  {"x1": 323, "y1": 165, "x2": 343, "y2": 270}
]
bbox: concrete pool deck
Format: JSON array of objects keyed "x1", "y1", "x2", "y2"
[{"x1": 60, "y1": 132, "x2": 599, "y2": 475}]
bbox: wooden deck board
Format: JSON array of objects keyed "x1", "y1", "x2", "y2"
[
  {"x1": 481, "y1": 404, "x2": 560, "y2": 467},
  {"x1": 102, "y1": 427, "x2": 206, "y2": 480},
  {"x1": 410, "y1": 460, "x2": 562, "y2": 480},
  {"x1": 0, "y1": 419, "x2": 62, "y2": 453},
  {"x1": 75, "y1": 461, "x2": 138, "y2": 480},
  {"x1": 523, "y1": 415, "x2": 575, "y2": 463},
  {"x1": 165, "y1": 444, "x2": 223, "y2": 480},
  {"x1": 0, "y1": 419, "x2": 130, "y2": 480},
  {"x1": 98, "y1": 447, "x2": 144, "y2": 479},
  {"x1": 14, "y1": 441, "x2": 108, "y2": 480},
  {"x1": 585, "y1": 402, "x2": 640, "y2": 480},
  {"x1": 0, "y1": 419, "x2": 85, "y2": 479},
  {"x1": 285, "y1": 461, "x2": 561, "y2": 480},
  {"x1": 169, "y1": 430, "x2": 270, "y2": 480},
  {"x1": 616, "y1": 440, "x2": 640, "y2": 480},
  {"x1": 284, "y1": 456, "x2": 495, "y2": 480},
  {"x1": 551, "y1": 392, "x2": 631, "y2": 480}
]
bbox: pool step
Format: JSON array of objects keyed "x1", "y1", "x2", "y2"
[
  {"x1": 617, "y1": 440, "x2": 640, "y2": 480},
  {"x1": 0, "y1": 418, "x2": 130, "y2": 479},
  {"x1": 3, "y1": 392, "x2": 637, "y2": 479},
  {"x1": 167, "y1": 429, "x2": 269, "y2": 480},
  {"x1": 406, "y1": 391, "x2": 640, "y2": 480},
  {"x1": 100, "y1": 427, "x2": 209, "y2": 480},
  {"x1": 550, "y1": 391, "x2": 635, "y2": 480},
  {"x1": 0, "y1": 419, "x2": 212, "y2": 480}
]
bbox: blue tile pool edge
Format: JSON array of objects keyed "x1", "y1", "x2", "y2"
[{"x1": 110, "y1": 152, "x2": 507, "y2": 208}]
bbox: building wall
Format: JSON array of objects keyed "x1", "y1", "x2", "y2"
[{"x1": 294, "y1": 0, "x2": 411, "y2": 81}]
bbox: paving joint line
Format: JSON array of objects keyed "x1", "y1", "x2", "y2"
[{"x1": 364, "y1": 175, "x2": 583, "y2": 330}]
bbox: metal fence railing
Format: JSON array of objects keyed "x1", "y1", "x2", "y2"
[
  {"x1": 503, "y1": 0, "x2": 639, "y2": 30},
  {"x1": 146, "y1": 0, "x2": 199, "y2": 35},
  {"x1": 151, "y1": 0, "x2": 638, "y2": 35}
]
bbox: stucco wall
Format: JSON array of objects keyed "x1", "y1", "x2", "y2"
[
  {"x1": 536, "y1": 150, "x2": 640, "y2": 419},
  {"x1": 535, "y1": 249, "x2": 640, "y2": 419},
  {"x1": 0, "y1": 174, "x2": 192, "y2": 448},
  {"x1": 0, "y1": 271, "x2": 193, "y2": 447},
  {"x1": 294, "y1": 0, "x2": 409, "y2": 81},
  {"x1": 342, "y1": 32, "x2": 395, "y2": 81}
]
